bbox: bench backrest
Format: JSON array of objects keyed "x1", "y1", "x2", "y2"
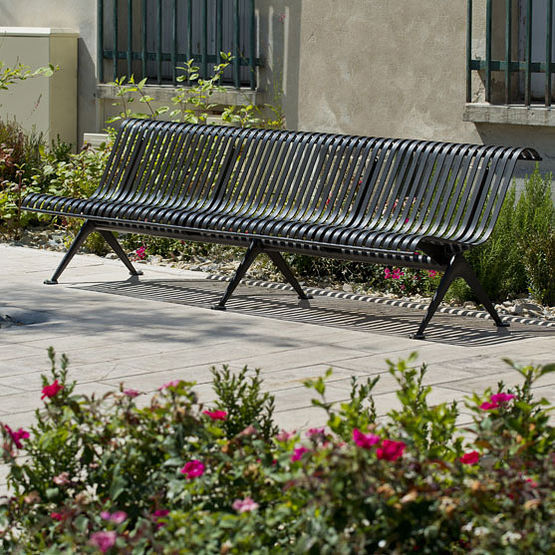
[{"x1": 96, "y1": 119, "x2": 539, "y2": 249}]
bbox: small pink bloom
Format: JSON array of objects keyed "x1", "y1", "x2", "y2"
[
  {"x1": 428, "y1": 270, "x2": 438, "y2": 278},
  {"x1": 41, "y1": 380, "x2": 63, "y2": 400},
  {"x1": 480, "y1": 401, "x2": 499, "y2": 411},
  {"x1": 290, "y1": 446, "x2": 309, "y2": 462},
  {"x1": 135, "y1": 246, "x2": 146, "y2": 260},
  {"x1": 306, "y1": 427, "x2": 325, "y2": 438},
  {"x1": 275, "y1": 429, "x2": 296, "y2": 442},
  {"x1": 158, "y1": 380, "x2": 181, "y2": 391},
  {"x1": 89, "y1": 530, "x2": 117, "y2": 553},
  {"x1": 202, "y1": 410, "x2": 227, "y2": 421},
  {"x1": 53, "y1": 472, "x2": 70, "y2": 486},
  {"x1": 123, "y1": 389, "x2": 140, "y2": 398},
  {"x1": 180, "y1": 460, "x2": 205, "y2": 479},
  {"x1": 352, "y1": 428, "x2": 380, "y2": 449},
  {"x1": 152, "y1": 508, "x2": 170, "y2": 528},
  {"x1": 525, "y1": 478, "x2": 538, "y2": 488},
  {"x1": 4, "y1": 425, "x2": 30, "y2": 449},
  {"x1": 490, "y1": 392, "x2": 515, "y2": 404},
  {"x1": 239, "y1": 425, "x2": 257, "y2": 436},
  {"x1": 232, "y1": 496, "x2": 259, "y2": 513},
  {"x1": 51, "y1": 512, "x2": 64, "y2": 521},
  {"x1": 101, "y1": 510, "x2": 127, "y2": 524},
  {"x1": 376, "y1": 439, "x2": 406, "y2": 461},
  {"x1": 460, "y1": 450, "x2": 480, "y2": 465}
]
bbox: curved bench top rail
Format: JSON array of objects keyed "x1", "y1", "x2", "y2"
[{"x1": 22, "y1": 118, "x2": 540, "y2": 254}]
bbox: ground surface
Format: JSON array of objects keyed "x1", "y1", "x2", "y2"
[{"x1": 1, "y1": 245, "x2": 554, "y2": 492}]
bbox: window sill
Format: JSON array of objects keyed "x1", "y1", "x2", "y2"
[
  {"x1": 463, "y1": 103, "x2": 555, "y2": 127},
  {"x1": 96, "y1": 83, "x2": 259, "y2": 107}
]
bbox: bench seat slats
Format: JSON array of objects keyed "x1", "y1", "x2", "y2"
[{"x1": 21, "y1": 118, "x2": 540, "y2": 338}]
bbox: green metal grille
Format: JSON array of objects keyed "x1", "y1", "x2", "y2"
[
  {"x1": 98, "y1": 0, "x2": 258, "y2": 89},
  {"x1": 467, "y1": 0, "x2": 555, "y2": 106}
]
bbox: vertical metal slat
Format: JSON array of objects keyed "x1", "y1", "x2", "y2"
[
  {"x1": 113, "y1": 0, "x2": 119, "y2": 81},
  {"x1": 157, "y1": 0, "x2": 162, "y2": 84},
  {"x1": 201, "y1": 0, "x2": 208, "y2": 79},
  {"x1": 525, "y1": 0, "x2": 532, "y2": 106},
  {"x1": 142, "y1": 0, "x2": 147, "y2": 80},
  {"x1": 172, "y1": 0, "x2": 178, "y2": 84},
  {"x1": 98, "y1": 0, "x2": 104, "y2": 82},
  {"x1": 466, "y1": 0, "x2": 472, "y2": 103},
  {"x1": 127, "y1": 0, "x2": 133, "y2": 77},
  {"x1": 249, "y1": 0, "x2": 256, "y2": 90},
  {"x1": 187, "y1": 0, "x2": 193, "y2": 83},
  {"x1": 233, "y1": 0, "x2": 240, "y2": 88},
  {"x1": 485, "y1": 0, "x2": 492, "y2": 102},
  {"x1": 546, "y1": 0, "x2": 553, "y2": 106},
  {"x1": 504, "y1": 0, "x2": 511, "y2": 104},
  {"x1": 216, "y1": 0, "x2": 223, "y2": 68}
]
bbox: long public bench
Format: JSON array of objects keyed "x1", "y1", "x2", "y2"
[{"x1": 22, "y1": 118, "x2": 540, "y2": 339}]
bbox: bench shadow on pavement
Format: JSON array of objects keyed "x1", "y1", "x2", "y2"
[{"x1": 72, "y1": 278, "x2": 552, "y2": 348}]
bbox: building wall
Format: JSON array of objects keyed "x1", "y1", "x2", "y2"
[{"x1": 0, "y1": 0, "x2": 97, "y2": 147}]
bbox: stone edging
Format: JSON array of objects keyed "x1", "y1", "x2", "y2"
[{"x1": 206, "y1": 274, "x2": 555, "y2": 328}]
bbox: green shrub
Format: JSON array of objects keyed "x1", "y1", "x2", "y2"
[
  {"x1": 452, "y1": 166, "x2": 554, "y2": 305},
  {"x1": 1, "y1": 350, "x2": 553, "y2": 553}
]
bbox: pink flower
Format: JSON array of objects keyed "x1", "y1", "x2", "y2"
[
  {"x1": 460, "y1": 451, "x2": 480, "y2": 465},
  {"x1": 480, "y1": 401, "x2": 499, "y2": 410},
  {"x1": 275, "y1": 430, "x2": 296, "y2": 442},
  {"x1": 89, "y1": 530, "x2": 117, "y2": 553},
  {"x1": 123, "y1": 389, "x2": 140, "y2": 398},
  {"x1": 306, "y1": 427, "x2": 325, "y2": 438},
  {"x1": 232, "y1": 496, "x2": 259, "y2": 513},
  {"x1": 158, "y1": 380, "x2": 181, "y2": 391},
  {"x1": 352, "y1": 428, "x2": 380, "y2": 449},
  {"x1": 135, "y1": 246, "x2": 146, "y2": 260},
  {"x1": 180, "y1": 460, "x2": 205, "y2": 479},
  {"x1": 53, "y1": 472, "x2": 70, "y2": 486},
  {"x1": 490, "y1": 393, "x2": 516, "y2": 405},
  {"x1": 428, "y1": 270, "x2": 438, "y2": 278},
  {"x1": 100, "y1": 510, "x2": 127, "y2": 524},
  {"x1": 525, "y1": 478, "x2": 538, "y2": 488},
  {"x1": 50, "y1": 512, "x2": 64, "y2": 521},
  {"x1": 290, "y1": 446, "x2": 309, "y2": 462},
  {"x1": 376, "y1": 439, "x2": 406, "y2": 461},
  {"x1": 152, "y1": 509, "x2": 170, "y2": 528},
  {"x1": 202, "y1": 410, "x2": 227, "y2": 421},
  {"x1": 4, "y1": 425, "x2": 30, "y2": 449},
  {"x1": 41, "y1": 379, "x2": 63, "y2": 400}
]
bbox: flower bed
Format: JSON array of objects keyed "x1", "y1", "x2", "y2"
[{"x1": 1, "y1": 350, "x2": 553, "y2": 553}]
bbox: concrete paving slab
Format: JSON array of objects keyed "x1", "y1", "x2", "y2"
[{"x1": 0, "y1": 243, "x2": 553, "y2": 492}]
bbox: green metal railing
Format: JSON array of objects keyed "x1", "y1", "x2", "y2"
[
  {"x1": 467, "y1": 0, "x2": 554, "y2": 106},
  {"x1": 98, "y1": 0, "x2": 258, "y2": 89}
]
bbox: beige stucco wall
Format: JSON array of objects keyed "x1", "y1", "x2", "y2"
[{"x1": 0, "y1": 0, "x2": 98, "y2": 147}]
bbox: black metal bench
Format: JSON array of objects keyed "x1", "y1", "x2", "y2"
[{"x1": 22, "y1": 119, "x2": 540, "y2": 339}]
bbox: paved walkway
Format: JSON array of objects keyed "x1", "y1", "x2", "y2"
[{"x1": 1, "y1": 245, "x2": 554, "y2": 490}]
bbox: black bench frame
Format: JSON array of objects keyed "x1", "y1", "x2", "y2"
[{"x1": 22, "y1": 119, "x2": 540, "y2": 339}]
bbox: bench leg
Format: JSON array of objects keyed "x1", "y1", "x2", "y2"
[
  {"x1": 44, "y1": 220, "x2": 95, "y2": 284},
  {"x1": 412, "y1": 253, "x2": 508, "y2": 340},
  {"x1": 97, "y1": 230, "x2": 144, "y2": 277},
  {"x1": 212, "y1": 241, "x2": 262, "y2": 310},
  {"x1": 266, "y1": 251, "x2": 313, "y2": 300}
]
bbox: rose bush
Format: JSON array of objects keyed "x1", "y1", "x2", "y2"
[{"x1": 0, "y1": 349, "x2": 553, "y2": 553}]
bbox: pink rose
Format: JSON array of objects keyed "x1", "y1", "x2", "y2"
[
  {"x1": 41, "y1": 380, "x2": 63, "y2": 400},
  {"x1": 376, "y1": 439, "x2": 406, "y2": 461},
  {"x1": 100, "y1": 510, "x2": 127, "y2": 524},
  {"x1": 290, "y1": 446, "x2": 309, "y2": 462},
  {"x1": 232, "y1": 496, "x2": 259, "y2": 513},
  {"x1": 4, "y1": 425, "x2": 30, "y2": 449},
  {"x1": 180, "y1": 460, "x2": 205, "y2": 479},
  {"x1": 352, "y1": 428, "x2": 380, "y2": 449},
  {"x1": 202, "y1": 410, "x2": 227, "y2": 421},
  {"x1": 460, "y1": 450, "x2": 480, "y2": 465},
  {"x1": 89, "y1": 530, "x2": 117, "y2": 553}
]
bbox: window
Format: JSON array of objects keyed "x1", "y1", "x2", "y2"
[
  {"x1": 467, "y1": 0, "x2": 555, "y2": 106},
  {"x1": 98, "y1": 0, "x2": 259, "y2": 89}
]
